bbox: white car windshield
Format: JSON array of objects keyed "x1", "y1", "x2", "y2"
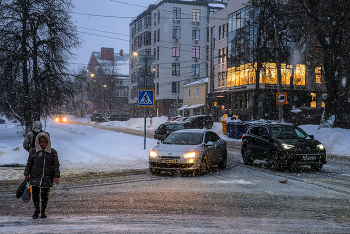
[{"x1": 163, "y1": 132, "x2": 203, "y2": 145}]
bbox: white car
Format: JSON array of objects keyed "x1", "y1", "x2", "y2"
[{"x1": 149, "y1": 129, "x2": 227, "y2": 176}]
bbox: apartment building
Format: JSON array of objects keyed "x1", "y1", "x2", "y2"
[
  {"x1": 208, "y1": 0, "x2": 326, "y2": 121},
  {"x1": 129, "y1": 0, "x2": 227, "y2": 118},
  {"x1": 86, "y1": 47, "x2": 130, "y2": 114}
]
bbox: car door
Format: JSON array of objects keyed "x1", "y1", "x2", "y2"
[
  {"x1": 253, "y1": 127, "x2": 271, "y2": 160},
  {"x1": 204, "y1": 132, "x2": 222, "y2": 166}
]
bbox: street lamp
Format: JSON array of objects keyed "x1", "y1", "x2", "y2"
[{"x1": 133, "y1": 51, "x2": 155, "y2": 149}]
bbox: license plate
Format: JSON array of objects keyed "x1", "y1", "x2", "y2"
[
  {"x1": 161, "y1": 159, "x2": 177, "y2": 164},
  {"x1": 303, "y1": 156, "x2": 316, "y2": 161}
]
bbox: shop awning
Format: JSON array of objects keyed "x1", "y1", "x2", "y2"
[
  {"x1": 177, "y1": 105, "x2": 189, "y2": 111},
  {"x1": 186, "y1": 103, "x2": 205, "y2": 109}
]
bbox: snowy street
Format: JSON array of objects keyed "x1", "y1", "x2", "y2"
[{"x1": 1, "y1": 116, "x2": 350, "y2": 232}]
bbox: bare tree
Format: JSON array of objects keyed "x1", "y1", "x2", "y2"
[
  {"x1": 295, "y1": 0, "x2": 350, "y2": 126},
  {"x1": 0, "y1": 0, "x2": 79, "y2": 132}
]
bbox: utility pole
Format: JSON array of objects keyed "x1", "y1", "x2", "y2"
[{"x1": 274, "y1": 9, "x2": 283, "y2": 122}]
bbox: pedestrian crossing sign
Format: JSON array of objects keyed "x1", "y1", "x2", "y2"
[{"x1": 137, "y1": 89, "x2": 155, "y2": 107}]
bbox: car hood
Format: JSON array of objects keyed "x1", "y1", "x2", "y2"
[
  {"x1": 152, "y1": 143, "x2": 202, "y2": 155},
  {"x1": 277, "y1": 138, "x2": 321, "y2": 148}
]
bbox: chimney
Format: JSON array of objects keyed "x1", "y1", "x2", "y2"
[
  {"x1": 101, "y1": 47, "x2": 114, "y2": 60},
  {"x1": 119, "y1": 49, "x2": 123, "y2": 56}
]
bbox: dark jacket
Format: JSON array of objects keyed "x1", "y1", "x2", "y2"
[
  {"x1": 24, "y1": 132, "x2": 60, "y2": 187},
  {"x1": 23, "y1": 121, "x2": 43, "y2": 152}
]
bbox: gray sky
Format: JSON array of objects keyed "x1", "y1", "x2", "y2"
[{"x1": 70, "y1": 0, "x2": 156, "y2": 72}]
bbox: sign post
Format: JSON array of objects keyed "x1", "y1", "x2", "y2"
[{"x1": 137, "y1": 89, "x2": 155, "y2": 149}]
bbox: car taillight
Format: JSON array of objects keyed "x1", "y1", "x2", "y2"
[{"x1": 242, "y1": 134, "x2": 245, "y2": 138}]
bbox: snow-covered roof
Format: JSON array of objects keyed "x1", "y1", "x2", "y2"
[
  {"x1": 186, "y1": 103, "x2": 205, "y2": 109},
  {"x1": 208, "y1": 3, "x2": 226, "y2": 8},
  {"x1": 183, "y1": 78, "x2": 208, "y2": 87}
]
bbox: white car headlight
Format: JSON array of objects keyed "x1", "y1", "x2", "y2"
[
  {"x1": 317, "y1": 144, "x2": 324, "y2": 150},
  {"x1": 149, "y1": 150, "x2": 158, "y2": 158},
  {"x1": 282, "y1": 143, "x2": 294, "y2": 150},
  {"x1": 183, "y1": 151, "x2": 198, "y2": 159}
]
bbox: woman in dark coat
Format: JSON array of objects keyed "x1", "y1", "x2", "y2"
[{"x1": 24, "y1": 132, "x2": 60, "y2": 219}]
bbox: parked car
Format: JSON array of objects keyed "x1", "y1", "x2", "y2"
[
  {"x1": 53, "y1": 115, "x2": 67, "y2": 123},
  {"x1": 182, "y1": 115, "x2": 214, "y2": 129},
  {"x1": 154, "y1": 122, "x2": 185, "y2": 141},
  {"x1": 241, "y1": 122, "x2": 326, "y2": 171},
  {"x1": 91, "y1": 113, "x2": 107, "y2": 122},
  {"x1": 173, "y1": 117, "x2": 187, "y2": 122},
  {"x1": 149, "y1": 129, "x2": 227, "y2": 175},
  {"x1": 109, "y1": 112, "x2": 128, "y2": 121}
]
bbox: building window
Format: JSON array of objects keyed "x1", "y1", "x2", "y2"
[
  {"x1": 219, "y1": 25, "x2": 221, "y2": 40},
  {"x1": 116, "y1": 90, "x2": 128, "y2": 97},
  {"x1": 192, "y1": 9, "x2": 200, "y2": 22},
  {"x1": 154, "y1": 12, "x2": 157, "y2": 26},
  {"x1": 154, "y1": 30, "x2": 156, "y2": 43},
  {"x1": 157, "y1": 28, "x2": 160, "y2": 42},
  {"x1": 187, "y1": 88, "x2": 191, "y2": 98},
  {"x1": 206, "y1": 63, "x2": 209, "y2": 77},
  {"x1": 222, "y1": 24, "x2": 226, "y2": 39},
  {"x1": 192, "y1": 64, "x2": 200, "y2": 76},
  {"x1": 192, "y1": 28, "x2": 200, "y2": 40},
  {"x1": 172, "y1": 45, "x2": 180, "y2": 57},
  {"x1": 173, "y1": 7, "x2": 181, "y2": 19},
  {"x1": 218, "y1": 73, "x2": 221, "y2": 87},
  {"x1": 192, "y1": 46, "x2": 200, "y2": 58},
  {"x1": 158, "y1": 10, "x2": 160, "y2": 24},
  {"x1": 156, "y1": 82, "x2": 159, "y2": 95},
  {"x1": 157, "y1": 47, "x2": 159, "y2": 60},
  {"x1": 157, "y1": 64, "x2": 159, "y2": 78},
  {"x1": 153, "y1": 48, "x2": 156, "y2": 57},
  {"x1": 218, "y1": 49, "x2": 221, "y2": 64},
  {"x1": 311, "y1": 93, "x2": 316, "y2": 108},
  {"x1": 222, "y1": 71, "x2": 226, "y2": 87},
  {"x1": 195, "y1": 87, "x2": 199, "y2": 97},
  {"x1": 172, "y1": 63, "x2": 180, "y2": 76},
  {"x1": 315, "y1": 66, "x2": 322, "y2": 83},
  {"x1": 172, "y1": 82, "x2": 177, "y2": 93},
  {"x1": 172, "y1": 26, "x2": 181, "y2": 39}
]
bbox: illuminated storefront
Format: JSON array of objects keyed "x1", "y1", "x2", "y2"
[{"x1": 208, "y1": 4, "x2": 325, "y2": 121}]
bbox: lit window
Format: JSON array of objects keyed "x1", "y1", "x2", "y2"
[
  {"x1": 192, "y1": 46, "x2": 200, "y2": 58},
  {"x1": 294, "y1": 64, "x2": 306, "y2": 85},
  {"x1": 172, "y1": 45, "x2": 180, "y2": 57},
  {"x1": 196, "y1": 87, "x2": 199, "y2": 97},
  {"x1": 311, "y1": 93, "x2": 316, "y2": 108},
  {"x1": 187, "y1": 88, "x2": 191, "y2": 98},
  {"x1": 315, "y1": 67, "x2": 322, "y2": 83},
  {"x1": 192, "y1": 9, "x2": 200, "y2": 22}
]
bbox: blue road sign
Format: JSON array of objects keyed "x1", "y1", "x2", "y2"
[{"x1": 137, "y1": 89, "x2": 155, "y2": 107}]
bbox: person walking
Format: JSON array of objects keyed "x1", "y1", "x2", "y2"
[
  {"x1": 24, "y1": 132, "x2": 60, "y2": 219},
  {"x1": 23, "y1": 121, "x2": 44, "y2": 152}
]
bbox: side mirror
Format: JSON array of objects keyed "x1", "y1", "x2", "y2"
[
  {"x1": 308, "y1": 135, "x2": 314, "y2": 139},
  {"x1": 205, "y1": 141, "x2": 214, "y2": 146}
]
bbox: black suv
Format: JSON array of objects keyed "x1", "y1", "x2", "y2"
[
  {"x1": 241, "y1": 122, "x2": 326, "y2": 170},
  {"x1": 182, "y1": 115, "x2": 214, "y2": 129},
  {"x1": 154, "y1": 122, "x2": 185, "y2": 141}
]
